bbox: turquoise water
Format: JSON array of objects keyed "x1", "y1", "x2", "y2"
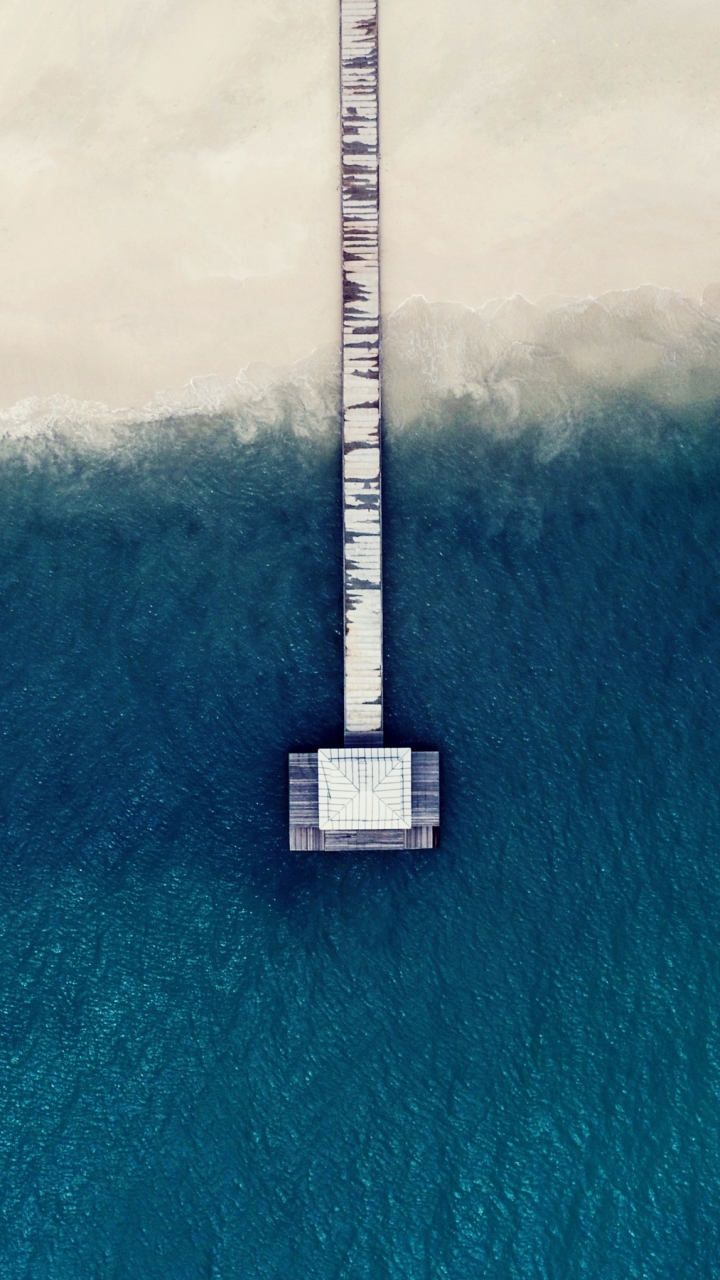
[{"x1": 1, "y1": 404, "x2": 720, "y2": 1277}]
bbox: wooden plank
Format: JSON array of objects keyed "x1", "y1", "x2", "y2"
[
  {"x1": 404, "y1": 825, "x2": 438, "y2": 850},
  {"x1": 288, "y1": 753, "x2": 319, "y2": 826},
  {"x1": 289, "y1": 825, "x2": 437, "y2": 851},
  {"x1": 324, "y1": 828, "x2": 405, "y2": 852},
  {"x1": 289, "y1": 825, "x2": 324, "y2": 852},
  {"x1": 288, "y1": 824, "x2": 435, "y2": 855},
  {"x1": 341, "y1": 0, "x2": 383, "y2": 745},
  {"x1": 411, "y1": 752, "x2": 440, "y2": 824}
]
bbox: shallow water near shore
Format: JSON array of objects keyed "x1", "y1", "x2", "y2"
[{"x1": 1, "y1": 402, "x2": 720, "y2": 1277}]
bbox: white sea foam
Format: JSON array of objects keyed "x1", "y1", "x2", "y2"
[
  {"x1": 1, "y1": 285, "x2": 719, "y2": 457},
  {"x1": 383, "y1": 285, "x2": 720, "y2": 438},
  {"x1": 0, "y1": 342, "x2": 342, "y2": 458}
]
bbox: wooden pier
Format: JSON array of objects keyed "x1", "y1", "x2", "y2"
[
  {"x1": 341, "y1": 0, "x2": 383, "y2": 746},
  {"x1": 288, "y1": 0, "x2": 440, "y2": 852},
  {"x1": 289, "y1": 752, "x2": 440, "y2": 851}
]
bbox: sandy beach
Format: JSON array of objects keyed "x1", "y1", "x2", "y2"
[{"x1": 0, "y1": 0, "x2": 718, "y2": 408}]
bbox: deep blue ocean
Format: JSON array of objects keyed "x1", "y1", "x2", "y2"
[{"x1": 1, "y1": 401, "x2": 720, "y2": 1278}]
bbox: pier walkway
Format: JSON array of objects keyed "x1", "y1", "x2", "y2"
[{"x1": 341, "y1": 0, "x2": 383, "y2": 746}]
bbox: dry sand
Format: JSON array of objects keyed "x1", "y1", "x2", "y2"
[{"x1": 0, "y1": 0, "x2": 718, "y2": 408}]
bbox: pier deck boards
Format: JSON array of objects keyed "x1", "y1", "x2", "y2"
[
  {"x1": 289, "y1": 752, "x2": 440, "y2": 851},
  {"x1": 341, "y1": 0, "x2": 383, "y2": 746}
]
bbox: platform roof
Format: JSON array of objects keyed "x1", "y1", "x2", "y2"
[{"x1": 318, "y1": 748, "x2": 412, "y2": 830}]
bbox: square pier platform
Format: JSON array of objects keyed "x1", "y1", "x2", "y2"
[{"x1": 289, "y1": 749, "x2": 440, "y2": 851}]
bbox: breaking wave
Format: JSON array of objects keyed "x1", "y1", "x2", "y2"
[{"x1": 1, "y1": 284, "x2": 720, "y2": 457}]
